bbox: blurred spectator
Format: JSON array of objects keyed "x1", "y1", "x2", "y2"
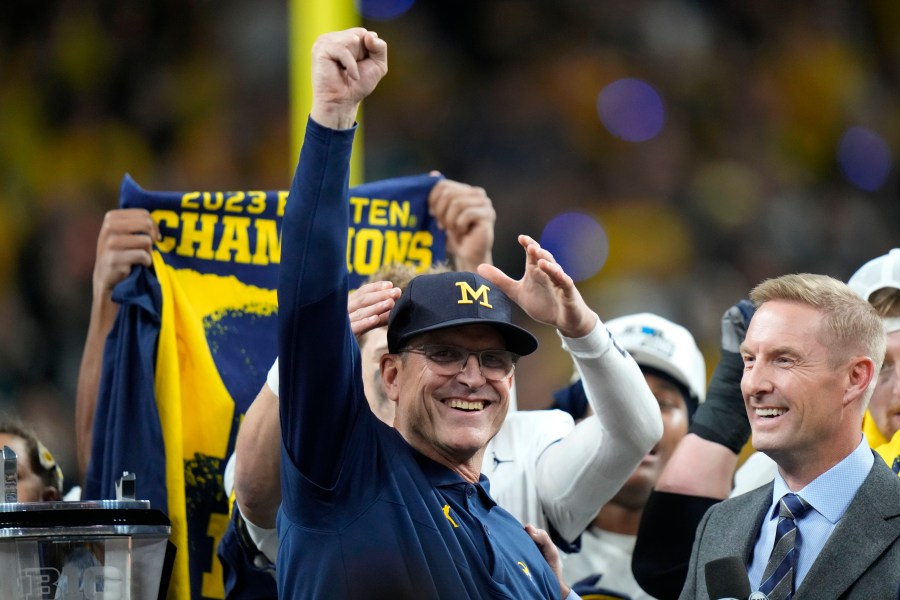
[{"x1": 0, "y1": 417, "x2": 64, "y2": 502}]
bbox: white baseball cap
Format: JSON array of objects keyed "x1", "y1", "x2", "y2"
[
  {"x1": 848, "y1": 248, "x2": 900, "y2": 302},
  {"x1": 606, "y1": 313, "x2": 707, "y2": 404}
]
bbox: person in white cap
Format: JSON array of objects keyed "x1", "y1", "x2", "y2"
[
  {"x1": 556, "y1": 313, "x2": 705, "y2": 600},
  {"x1": 848, "y1": 248, "x2": 900, "y2": 472}
]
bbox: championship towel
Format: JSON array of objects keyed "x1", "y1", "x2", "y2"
[{"x1": 86, "y1": 173, "x2": 444, "y2": 600}]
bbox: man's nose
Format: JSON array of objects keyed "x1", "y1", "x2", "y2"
[
  {"x1": 457, "y1": 353, "x2": 486, "y2": 384},
  {"x1": 741, "y1": 362, "x2": 772, "y2": 398}
]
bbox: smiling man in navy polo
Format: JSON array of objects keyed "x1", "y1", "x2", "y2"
[{"x1": 277, "y1": 28, "x2": 596, "y2": 599}]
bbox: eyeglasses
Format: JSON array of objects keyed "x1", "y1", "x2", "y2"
[{"x1": 400, "y1": 344, "x2": 519, "y2": 381}]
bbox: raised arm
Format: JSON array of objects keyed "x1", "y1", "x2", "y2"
[
  {"x1": 656, "y1": 300, "x2": 753, "y2": 500},
  {"x1": 479, "y1": 235, "x2": 663, "y2": 541},
  {"x1": 534, "y1": 317, "x2": 663, "y2": 542},
  {"x1": 236, "y1": 280, "x2": 399, "y2": 529},
  {"x1": 75, "y1": 208, "x2": 159, "y2": 480},
  {"x1": 278, "y1": 28, "x2": 387, "y2": 486},
  {"x1": 657, "y1": 300, "x2": 756, "y2": 497}
]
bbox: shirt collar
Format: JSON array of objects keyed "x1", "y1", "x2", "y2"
[
  {"x1": 412, "y1": 447, "x2": 495, "y2": 501},
  {"x1": 770, "y1": 436, "x2": 873, "y2": 524}
]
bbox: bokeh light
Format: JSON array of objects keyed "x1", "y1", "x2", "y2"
[
  {"x1": 688, "y1": 161, "x2": 762, "y2": 229},
  {"x1": 597, "y1": 78, "x2": 665, "y2": 142},
  {"x1": 539, "y1": 212, "x2": 608, "y2": 282},
  {"x1": 837, "y1": 126, "x2": 892, "y2": 192},
  {"x1": 357, "y1": 0, "x2": 417, "y2": 21}
]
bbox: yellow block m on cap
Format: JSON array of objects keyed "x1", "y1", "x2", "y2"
[{"x1": 386, "y1": 272, "x2": 537, "y2": 356}]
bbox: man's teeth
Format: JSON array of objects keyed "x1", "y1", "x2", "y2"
[
  {"x1": 448, "y1": 399, "x2": 485, "y2": 411},
  {"x1": 756, "y1": 407, "x2": 787, "y2": 417}
]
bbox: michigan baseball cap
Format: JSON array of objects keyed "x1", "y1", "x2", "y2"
[
  {"x1": 387, "y1": 272, "x2": 538, "y2": 356},
  {"x1": 606, "y1": 313, "x2": 706, "y2": 405},
  {"x1": 848, "y1": 248, "x2": 900, "y2": 302}
]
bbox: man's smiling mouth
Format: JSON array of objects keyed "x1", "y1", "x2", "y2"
[
  {"x1": 756, "y1": 407, "x2": 787, "y2": 418},
  {"x1": 447, "y1": 399, "x2": 485, "y2": 411}
]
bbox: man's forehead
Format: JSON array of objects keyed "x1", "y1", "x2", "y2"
[{"x1": 742, "y1": 301, "x2": 824, "y2": 350}]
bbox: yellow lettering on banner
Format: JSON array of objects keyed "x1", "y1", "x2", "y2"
[
  {"x1": 181, "y1": 191, "x2": 201, "y2": 210},
  {"x1": 408, "y1": 231, "x2": 433, "y2": 270},
  {"x1": 353, "y1": 228, "x2": 383, "y2": 276},
  {"x1": 149, "y1": 204, "x2": 431, "y2": 271},
  {"x1": 252, "y1": 219, "x2": 281, "y2": 265},
  {"x1": 248, "y1": 191, "x2": 267, "y2": 215},
  {"x1": 390, "y1": 200, "x2": 411, "y2": 227},
  {"x1": 347, "y1": 228, "x2": 435, "y2": 275},
  {"x1": 181, "y1": 190, "x2": 272, "y2": 216},
  {"x1": 346, "y1": 227, "x2": 355, "y2": 271},
  {"x1": 349, "y1": 197, "x2": 413, "y2": 227},
  {"x1": 224, "y1": 191, "x2": 245, "y2": 213},
  {"x1": 201, "y1": 511, "x2": 229, "y2": 599},
  {"x1": 152, "y1": 210, "x2": 179, "y2": 253},
  {"x1": 214, "y1": 216, "x2": 252, "y2": 263},
  {"x1": 150, "y1": 209, "x2": 283, "y2": 267},
  {"x1": 177, "y1": 213, "x2": 218, "y2": 260},
  {"x1": 277, "y1": 191, "x2": 289, "y2": 217},
  {"x1": 203, "y1": 192, "x2": 225, "y2": 211},
  {"x1": 382, "y1": 231, "x2": 412, "y2": 265},
  {"x1": 349, "y1": 197, "x2": 369, "y2": 224},
  {"x1": 369, "y1": 199, "x2": 389, "y2": 225}
]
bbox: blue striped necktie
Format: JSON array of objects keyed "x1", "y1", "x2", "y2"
[{"x1": 757, "y1": 493, "x2": 811, "y2": 600}]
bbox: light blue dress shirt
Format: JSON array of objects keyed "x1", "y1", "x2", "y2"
[{"x1": 747, "y1": 437, "x2": 874, "y2": 591}]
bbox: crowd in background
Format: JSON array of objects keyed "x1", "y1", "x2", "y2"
[{"x1": 2, "y1": 0, "x2": 900, "y2": 492}]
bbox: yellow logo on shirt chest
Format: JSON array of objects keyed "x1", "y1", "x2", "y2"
[
  {"x1": 517, "y1": 561, "x2": 531, "y2": 577},
  {"x1": 442, "y1": 504, "x2": 459, "y2": 528}
]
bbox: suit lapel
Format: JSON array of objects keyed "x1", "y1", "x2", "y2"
[
  {"x1": 736, "y1": 486, "x2": 774, "y2": 563},
  {"x1": 797, "y1": 458, "x2": 900, "y2": 597},
  {"x1": 707, "y1": 484, "x2": 772, "y2": 562}
]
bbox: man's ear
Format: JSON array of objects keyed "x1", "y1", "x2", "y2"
[
  {"x1": 381, "y1": 354, "x2": 402, "y2": 402},
  {"x1": 844, "y1": 355, "x2": 876, "y2": 407}
]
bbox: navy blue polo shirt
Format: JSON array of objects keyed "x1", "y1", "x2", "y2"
[{"x1": 276, "y1": 119, "x2": 560, "y2": 599}]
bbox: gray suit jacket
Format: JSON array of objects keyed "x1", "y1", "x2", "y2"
[{"x1": 680, "y1": 454, "x2": 900, "y2": 599}]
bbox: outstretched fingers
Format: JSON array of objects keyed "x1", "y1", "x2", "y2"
[{"x1": 477, "y1": 263, "x2": 518, "y2": 298}]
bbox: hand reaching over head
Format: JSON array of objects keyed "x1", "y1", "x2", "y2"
[
  {"x1": 479, "y1": 234, "x2": 597, "y2": 339},
  {"x1": 348, "y1": 280, "x2": 401, "y2": 337}
]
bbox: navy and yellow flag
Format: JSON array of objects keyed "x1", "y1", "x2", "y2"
[{"x1": 85, "y1": 173, "x2": 444, "y2": 600}]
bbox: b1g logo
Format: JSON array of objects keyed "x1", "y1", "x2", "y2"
[{"x1": 18, "y1": 566, "x2": 124, "y2": 599}]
